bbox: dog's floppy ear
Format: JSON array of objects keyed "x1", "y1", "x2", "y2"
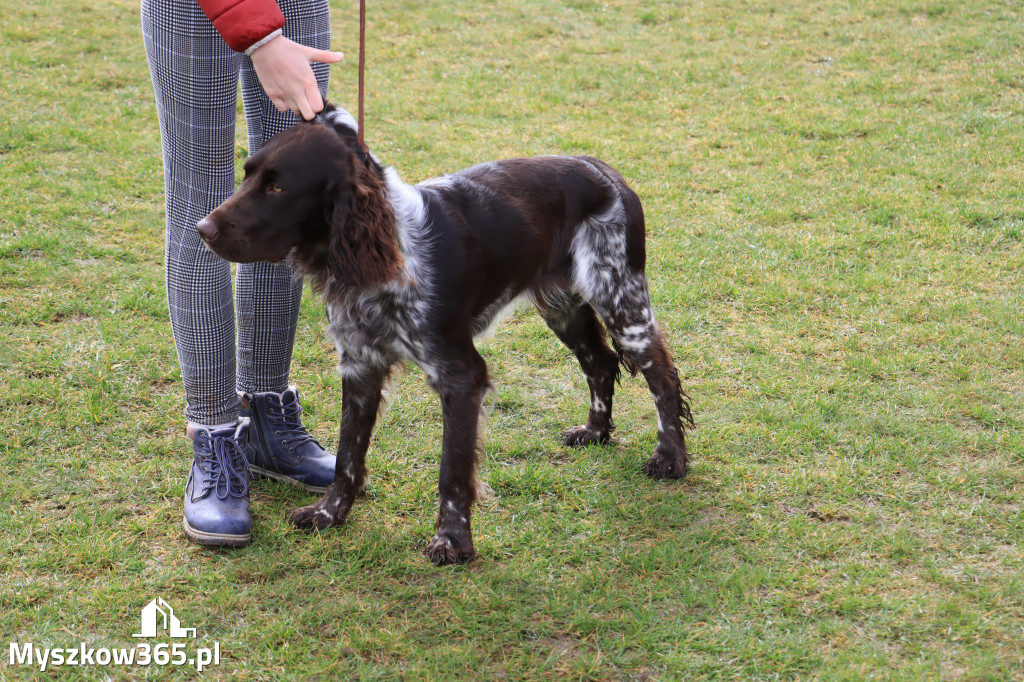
[{"x1": 325, "y1": 151, "x2": 404, "y2": 289}]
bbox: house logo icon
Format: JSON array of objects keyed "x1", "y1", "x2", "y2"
[{"x1": 132, "y1": 598, "x2": 196, "y2": 638}]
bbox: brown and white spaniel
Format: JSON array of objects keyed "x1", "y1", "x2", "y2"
[{"x1": 197, "y1": 103, "x2": 694, "y2": 565}]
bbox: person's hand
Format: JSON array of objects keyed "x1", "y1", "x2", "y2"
[{"x1": 250, "y1": 34, "x2": 343, "y2": 120}]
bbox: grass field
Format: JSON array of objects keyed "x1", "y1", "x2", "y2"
[{"x1": 2, "y1": 0, "x2": 1023, "y2": 678}]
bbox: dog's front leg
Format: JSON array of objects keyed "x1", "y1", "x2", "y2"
[
  {"x1": 290, "y1": 366, "x2": 388, "y2": 531},
  {"x1": 424, "y1": 352, "x2": 488, "y2": 566}
]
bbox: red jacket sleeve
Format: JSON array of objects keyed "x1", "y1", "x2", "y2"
[{"x1": 194, "y1": 0, "x2": 286, "y2": 53}]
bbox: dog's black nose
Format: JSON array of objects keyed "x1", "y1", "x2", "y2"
[{"x1": 196, "y1": 218, "x2": 219, "y2": 244}]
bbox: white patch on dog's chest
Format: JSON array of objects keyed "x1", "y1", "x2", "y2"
[{"x1": 326, "y1": 283, "x2": 438, "y2": 379}]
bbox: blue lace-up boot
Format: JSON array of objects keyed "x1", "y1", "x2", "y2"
[
  {"x1": 241, "y1": 386, "x2": 336, "y2": 493},
  {"x1": 183, "y1": 421, "x2": 252, "y2": 547}
]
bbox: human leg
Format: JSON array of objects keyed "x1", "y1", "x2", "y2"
[
  {"x1": 142, "y1": 0, "x2": 251, "y2": 544},
  {"x1": 234, "y1": 0, "x2": 336, "y2": 490},
  {"x1": 142, "y1": 0, "x2": 244, "y2": 427},
  {"x1": 235, "y1": 0, "x2": 332, "y2": 396}
]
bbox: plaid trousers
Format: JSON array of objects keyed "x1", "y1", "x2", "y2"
[{"x1": 141, "y1": 0, "x2": 331, "y2": 426}]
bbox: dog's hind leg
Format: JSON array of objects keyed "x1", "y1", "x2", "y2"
[
  {"x1": 424, "y1": 344, "x2": 489, "y2": 565},
  {"x1": 289, "y1": 365, "x2": 389, "y2": 531},
  {"x1": 629, "y1": 327, "x2": 694, "y2": 479},
  {"x1": 536, "y1": 295, "x2": 621, "y2": 448},
  {"x1": 595, "y1": 284, "x2": 694, "y2": 480},
  {"x1": 568, "y1": 180, "x2": 691, "y2": 477}
]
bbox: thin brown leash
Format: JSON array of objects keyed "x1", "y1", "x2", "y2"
[{"x1": 357, "y1": 0, "x2": 367, "y2": 151}]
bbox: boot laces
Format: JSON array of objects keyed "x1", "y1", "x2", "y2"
[
  {"x1": 272, "y1": 394, "x2": 323, "y2": 452},
  {"x1": 198, "y1": 432, "x2": 249, "y2": 500}
]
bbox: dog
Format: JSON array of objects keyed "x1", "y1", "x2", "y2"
[{"x1": 197, "y1": 103, "x2": 694, "y2": 565}]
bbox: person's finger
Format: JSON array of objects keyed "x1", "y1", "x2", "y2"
[
  {"x1": 305, "y1": 83, "x2": 325, "y2": 118},
  {"x1": 307, "y1": 48, "x2": 344, "y2": 64},
  {"x1": 296, "y1": 96, "x2": 316, "y2": 121}
]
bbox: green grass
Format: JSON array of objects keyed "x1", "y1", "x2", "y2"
[{"x1": 2, "y1": 0, "x2": 1023, "y2": 678}]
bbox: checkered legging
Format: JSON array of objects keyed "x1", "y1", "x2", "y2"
[{"x1": 141, "y1": 0, "x2": 331, "y2": 426}]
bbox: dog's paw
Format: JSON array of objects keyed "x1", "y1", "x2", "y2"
[
  {"x1": 425, "y1": 532, "x2": 475, "y2": 566},
  {"x1": 641, "y1": 447, "x2": 688, "y2": 480},
  {"x1": 288, "y1": 492, "x2": 350, "y2": 531},
  {"x1": 562, "y1": 425, "x2": 610, "y2": 448}
]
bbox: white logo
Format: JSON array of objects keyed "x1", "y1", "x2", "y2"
[
  {"x1": 9, "y1": 598, "x2": 220, "y2": 673},
  {"x1": 133, "y1": 598, "x2": 196, "y2": 639}
]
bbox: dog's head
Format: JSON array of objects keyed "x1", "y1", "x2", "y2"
[{"x1": 198, "y1": 103, "x2": 402, "y2": 289}]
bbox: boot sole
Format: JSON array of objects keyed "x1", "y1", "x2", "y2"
[
  {"x1": 249, "y1": 465, "x2": 329, "y2": 494},
  {"x1": 183, "y1": 517, "x2": 251, "y2": 547}
]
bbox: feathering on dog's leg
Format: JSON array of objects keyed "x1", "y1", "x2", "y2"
[
  {"x1": 605, "y1": 311, "x2": 692, "y2": 479},
  {"x1": 637, "y1": 338, "x2": 693, "y2": 480}
]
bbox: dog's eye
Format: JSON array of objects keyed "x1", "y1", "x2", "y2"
[{"x1": 266, "y1": 183, "x2": 285, "y2": 195}]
